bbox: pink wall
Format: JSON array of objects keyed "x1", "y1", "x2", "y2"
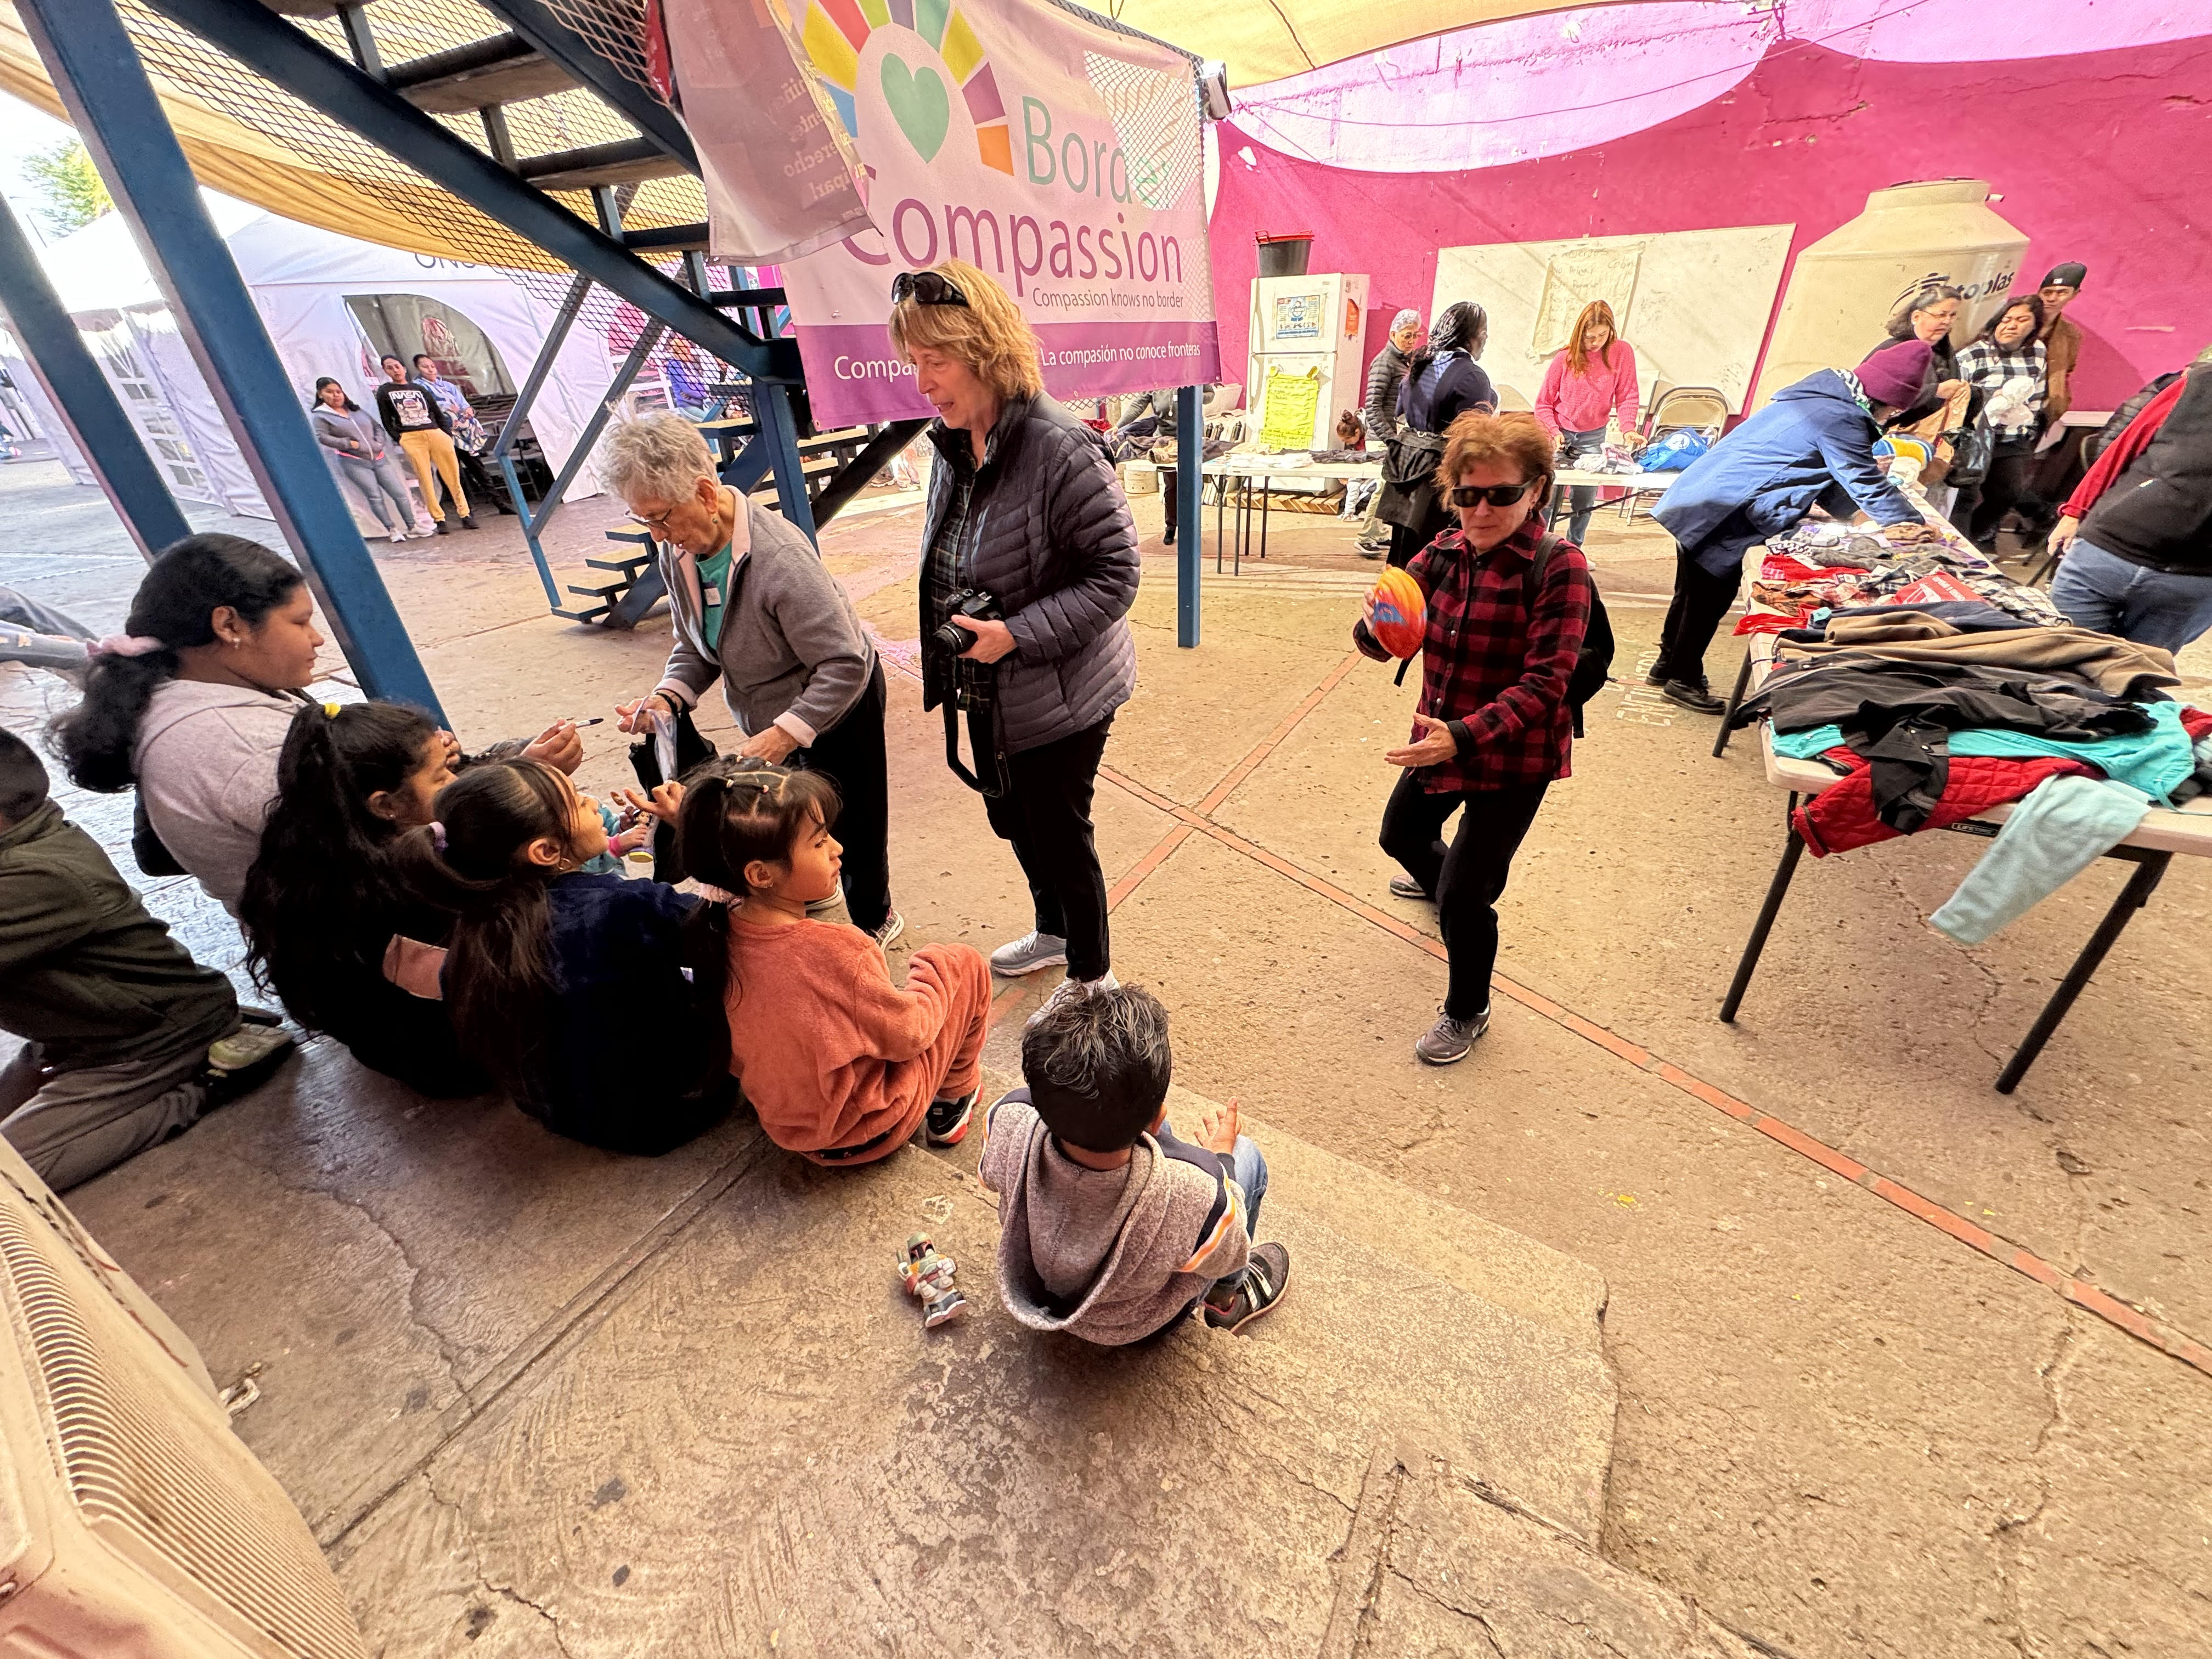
[{"x1": 1211, "y1": 36, "x2": 2212, "y2": 414}]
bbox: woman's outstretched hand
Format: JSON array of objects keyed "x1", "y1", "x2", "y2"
[{"x1": 1386, "y1": 712, "x2": 1458, "y2": 768}]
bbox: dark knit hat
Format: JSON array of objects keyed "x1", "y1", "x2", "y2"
[
  {"x1": 2040, "y1": 262, "x2": 2087, "y2": 290},
  {"x1": 1854, "y1": 338, "x2": 1933, "y2": 409}
]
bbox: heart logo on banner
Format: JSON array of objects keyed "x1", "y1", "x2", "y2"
[{"x1": 880, "y1": 55, "x2": 950, "y2": 163}]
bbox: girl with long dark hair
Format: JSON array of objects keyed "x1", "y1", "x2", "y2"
[
  {"x1": 673, "y1": 762, "x2": 991, "y2": 1166},
  {"x1": 49, "y1": 534, "x2": 319, "y2": 913},
  {"x1": 392, "y1": 760, "x2": 731, "y2": 1153},
  {"x1": 239, "y1": 702, "x2": 486, "y2": 1097}
]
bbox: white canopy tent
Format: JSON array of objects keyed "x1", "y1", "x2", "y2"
[{"x1": 2, "y1": 194, "x2": 618, "y2": 522}]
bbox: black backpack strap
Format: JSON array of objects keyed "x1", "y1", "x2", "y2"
[{"x1": 1524, "y1": 531, "x2": 1562, "y2": 604}]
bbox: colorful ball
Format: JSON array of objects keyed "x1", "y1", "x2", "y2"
[{"x1": 1368, "y1": 566, "x2": 1426, "y2": 659}]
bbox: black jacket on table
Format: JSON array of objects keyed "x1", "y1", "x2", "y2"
[
  {"x1": 2078, "y1": 364, "x2": 2212, "y2": 575},
  {"x1": 374, "y1": 379, "x2": 452, "y2": 442}
]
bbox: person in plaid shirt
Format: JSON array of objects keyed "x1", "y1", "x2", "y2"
[
  {"x1": 1950, "y1": 296, "x2": 2046, "y2": 551},
  {"x1": 1353, "y1": 414, "x2": 1592, "y2": 1065}
]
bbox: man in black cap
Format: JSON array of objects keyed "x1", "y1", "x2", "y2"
[{"x1": 2036, "y1": 262, "x2": 2087, "y2": 423}]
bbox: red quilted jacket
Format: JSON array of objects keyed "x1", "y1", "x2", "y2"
[{"x1": 1796, "y1": 751, "x2": 2097, "y2": 856}]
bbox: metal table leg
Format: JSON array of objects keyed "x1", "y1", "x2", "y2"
[
  {"x1": 1712, "y1": 647, "x2": 1756, "y2": 759},
  {"x1": 1720, "y1": 816, "x2": 1805, "y2": 1023},
  {"x1": 1215, "y1": 468, "x2": 1226, "y2": 574},
  {"x1": 1259, "y1": 478, "x2": 1271, "y2": 561},
  {"x1": 1994, "y1": 848, "x2": 2171, "y2": 1093}
]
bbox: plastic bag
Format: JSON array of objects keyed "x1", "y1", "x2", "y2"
[{"x1": 1639, "y1": 429, "x2": 1711, "y2": 472}]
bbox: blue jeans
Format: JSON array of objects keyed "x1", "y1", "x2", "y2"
[
  {"x1": 1559, "y1": 427, "x2": 1606, "y2": 544},
  {"x1": 1224, "y1": 1132, "x2": 1268, "y2": 1237},
  {"x1": 2050, "y1": 539, "x2": 2212, "y2": 654}
]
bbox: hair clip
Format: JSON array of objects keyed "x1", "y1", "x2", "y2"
[
  {"x1": 87, "y1": 635, "x2": 165, "y2": 658},
  {"x1": 324, "y1": 701, "x2": 342, "y2": 717},
  {"x1": 430, "y1": 820, "x2": 448, "y2": 853}
]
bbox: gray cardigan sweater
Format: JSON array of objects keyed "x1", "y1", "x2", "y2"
[{"x1": 653, "y1": 498, "x2": 875, "y2": 745}]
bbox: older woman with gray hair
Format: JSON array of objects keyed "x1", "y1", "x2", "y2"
[{"x1": 599, "y1": 413, "x2": 899, "y2": 946}]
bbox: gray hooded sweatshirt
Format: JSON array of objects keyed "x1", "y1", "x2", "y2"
[{"x1": 131, "y1": 679, "x2": 300, "y2": 913}]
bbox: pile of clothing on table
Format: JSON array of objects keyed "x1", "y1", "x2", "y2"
[
  {"x1": 1743, "y1": 521, "x2": 2063, "y2": 634},
  {"x1": 1730, "y1": 618, "x2": 2212, "y2": 943}
]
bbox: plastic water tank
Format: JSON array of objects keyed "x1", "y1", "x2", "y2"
[{"x1": 1750, "y1": 180, "x2": 2028, "y2": 410}]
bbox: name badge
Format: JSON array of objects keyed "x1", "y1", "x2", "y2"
[{"x1": 703, "y1": 585, "x2": 722, "y2": 607}]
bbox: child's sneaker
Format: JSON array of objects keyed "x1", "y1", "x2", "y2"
[
  {"x1": 203, "y1": 1024, "x2": 296, "y2": 1106},
  {"x1": 1203, "y1": 1242, "x2": 1290, "y2": 1333},
  {"x1": 925, "y1": 1089, "x2": 977, "y2": 1147}
]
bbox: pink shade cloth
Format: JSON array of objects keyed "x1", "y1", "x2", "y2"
[{"x1": 1533, "y1": 341, "x2": 1640, "y2": 438}]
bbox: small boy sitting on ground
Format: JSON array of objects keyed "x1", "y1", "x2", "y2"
[
  {"x1": 978, "y1": 983, "x2": 1289, "y2": 1342},
  {"x1": 0, "y1": 729, "x2": 291, "y2": 1190}
]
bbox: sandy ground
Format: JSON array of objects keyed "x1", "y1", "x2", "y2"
[{"x1": 4, "y1": 451, "x2": 2210, "y2": 1657}]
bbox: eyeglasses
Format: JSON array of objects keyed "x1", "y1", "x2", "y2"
[
  {"x1": 891, "y1": 270, "x2": 969, "y2": 309},
  {"x1": 1448, "y1": 481, "x2": 1536, "y2": 509},
  {"x1": 636, "y1": 504, "x2": 680, "y2": 531}
]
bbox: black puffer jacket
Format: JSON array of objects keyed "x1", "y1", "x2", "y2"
[
  {"x1": 919, "y1": 394, "x2": 1140, "y2": 754},
  {"x1": 2080, "y1": 364, "x2": 2212, "y2": 575}
]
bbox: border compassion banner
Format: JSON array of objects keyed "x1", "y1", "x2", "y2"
[{"x1": 767, "y1": 0, "x2": 1218, "y2": 425}]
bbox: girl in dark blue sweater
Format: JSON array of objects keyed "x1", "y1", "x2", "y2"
[{"x1": 396, "y1": 759, "x2": 732, "y2": 1153}]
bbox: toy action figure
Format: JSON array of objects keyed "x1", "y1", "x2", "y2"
[{"x1": 899, "y1": 1232, "x2": 969, "y2": 1328}]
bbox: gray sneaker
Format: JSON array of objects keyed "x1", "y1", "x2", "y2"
[
  {"x1": 990, "y1": 930, "x2": 1069, "y2": 977},
  {"x1": 1413, "y1": 1005, "x2": 1490, "y2": 1065},
  {"x1": 873, "y1": 910, "x2": 906, "y2": 950}
]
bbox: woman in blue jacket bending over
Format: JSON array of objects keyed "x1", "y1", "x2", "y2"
[{"x1": 1647, "y1": 342, "x2": 1939, "y2": 713}]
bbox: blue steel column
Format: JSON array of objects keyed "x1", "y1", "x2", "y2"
[
  {"x1": 0, "y1": 199, "x2": 190, "y2": 560},
  {"x1": 19, "y1": 0, "x2": 443, "y2": 718},
  {"x1": 1175, "y1": 385, "x2": 1202, "y2": 647}
]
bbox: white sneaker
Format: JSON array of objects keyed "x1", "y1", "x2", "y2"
[
  {"x1": 387, "y1": 528, "x2": 410, "y2": 543},
  {"x1": 990, "y1": 930, "x2": 1069, "y2": 977},
  {"x1": 873, "y1": 909, "x2": 906, "y2": 950}
]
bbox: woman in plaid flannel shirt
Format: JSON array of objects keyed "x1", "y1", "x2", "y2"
[{"x1": 1353, "y1": 414, "x2": 1593, "y2": 1066}]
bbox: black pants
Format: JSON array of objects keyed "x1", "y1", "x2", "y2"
[
  {"x1": 796, "y1": 661, "x2": 893, "y2": 933},
  {"x1": 975, "y1": 712, "x2": 1114, "y2": 980},
  {"x1": 1950, "y1": 444, "x2": 2034, "y2": 550},
  {"x1": 1379, "y1": 774, "x2": 1549, "y2": 1020},
  {"x1": 455, "y1": 447, "x2": 516, "y2": 514},
  {"x1": 1654, "y1": 540, "x2": 1746, "y2": 688}
]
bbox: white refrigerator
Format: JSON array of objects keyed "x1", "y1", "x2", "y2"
[{"x1": 1246, "y1": 272, "x2": 1371, "y2": 452}]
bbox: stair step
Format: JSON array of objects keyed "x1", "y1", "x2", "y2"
[
  {"x1": 550, "y1": 604, "x2": 610, "y2": 624},
  {"x1": 386, "y1": 33, "x2": 575, "y2": 113},
  {"x1": 1166, "y1": 1081, "x2": 1610, "y2": 1344},
  {"x1": 518, "y1": 138, "x2": 688, "y2": 192},
  {"x1": 566, "y1": 580, "x2": 630, "y2": 600},
  {"x1": 585, "y1": 555, "x2": 654, "y2": 573}
]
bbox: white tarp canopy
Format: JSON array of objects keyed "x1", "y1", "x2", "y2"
[{"x1": 4, "y1": 194, "x2": 617, "y2": 521}]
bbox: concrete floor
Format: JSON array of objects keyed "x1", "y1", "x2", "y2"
[{"x1": 4, "y1": 453, "x2": 2210, "y2": 1656}]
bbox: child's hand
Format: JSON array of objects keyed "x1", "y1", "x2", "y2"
[
  {"x1": 607, "y1": 823, "x2": 653, "y2": 855},
  {"x1": 1197, "y1": 1096, "x2": 1242, "y2": 1155},
  {"x1": 613, "y1": 780, "x2": 685, "y2": 823}
]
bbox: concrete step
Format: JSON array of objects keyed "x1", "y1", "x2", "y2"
[
  {"x1": 334, "y1": 1136, "x2": 1675, "y2": 1656},
  {"x1": 1163, "y1": 1080, "x2": 1610, "y2": 1346}
]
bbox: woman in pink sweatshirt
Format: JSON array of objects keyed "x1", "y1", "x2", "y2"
[
  {"x1": 669, "y1": 763, "x2": 992, "y2": 1165},
  {"x1": 1533, "y1": 301, "x2": 1640, "y2": 545}
]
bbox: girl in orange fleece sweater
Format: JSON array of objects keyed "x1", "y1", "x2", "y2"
[{"x1": 672, "y1": 763, "x2": 991, "y2": 1165}]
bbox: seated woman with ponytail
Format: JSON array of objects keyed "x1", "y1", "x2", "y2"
[
  {"x1": 238, "y1": 702, "x2": 487, "y2": 1098},
  {"x1": 394, "y1": 759, "x2": 732, "y2": 1154},
  {"x1": 672, "y1": 761, "x2": 992, "y2": 1165},
  {"x1": 49, "y1": 533, "x2": 584, "y2": 915}
]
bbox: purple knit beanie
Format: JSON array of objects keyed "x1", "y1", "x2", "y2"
[{"x1": 1854, "y1": 339, "x2": 1933, "y2": 409}]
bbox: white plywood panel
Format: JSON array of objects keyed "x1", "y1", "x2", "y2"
[{"x1": 1432, "y1": 224, "x2": 1795, "y2": 417}]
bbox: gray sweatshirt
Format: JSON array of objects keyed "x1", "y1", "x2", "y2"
[
  {"x1": 131, "y1": 679, "x2": 300, "y2": 914},
  {"x1": 311, "y1": 403, "x2": 391, "y2": 464},
  {"x1": 652, "y1": 498, "x2": 874, "y2": 746}
]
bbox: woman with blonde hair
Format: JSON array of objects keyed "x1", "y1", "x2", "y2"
[
  {"x1": 1352, "y1": 413, "x2": 1593, "y2": 1066},
  {"x1": 1533, "y1": 300, "x2": 1640, "y2": 545},
  {"x1": 888, "y1": 258, "x2": 1139, "y2": 1000},
  {"x1": 600, "y1": 410, "x2": 900, "y2": 946}
]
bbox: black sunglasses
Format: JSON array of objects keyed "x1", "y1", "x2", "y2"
[
  {"x1": 1448, "y1": 481, "x2": 1536, "y2": 509},
  {"x1": 891, "y1": 270, "x2": 969, "y2": 308}
]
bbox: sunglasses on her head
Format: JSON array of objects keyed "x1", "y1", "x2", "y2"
[
  {"x1": 891, "y1": 270, "x2": 969, "y2": 308},
  {"x1": 1447, "y1": 481, "x2": 1536, "y2": 509}
]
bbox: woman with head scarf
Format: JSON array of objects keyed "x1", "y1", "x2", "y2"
[{"x1": 1375, "y1": 302, "x2": 1498, "y2": 568}]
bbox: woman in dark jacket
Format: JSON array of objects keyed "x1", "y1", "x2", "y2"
[
  {"x1": 889, "y1": 258, "x2": 1140, "y2": 997},
  {"x1": 1647, "y1": 342, "x2": 1938, "y2": 712},
  {"x1": 1378, "y1": 302, "x2": 1497, "y2": 568}
]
